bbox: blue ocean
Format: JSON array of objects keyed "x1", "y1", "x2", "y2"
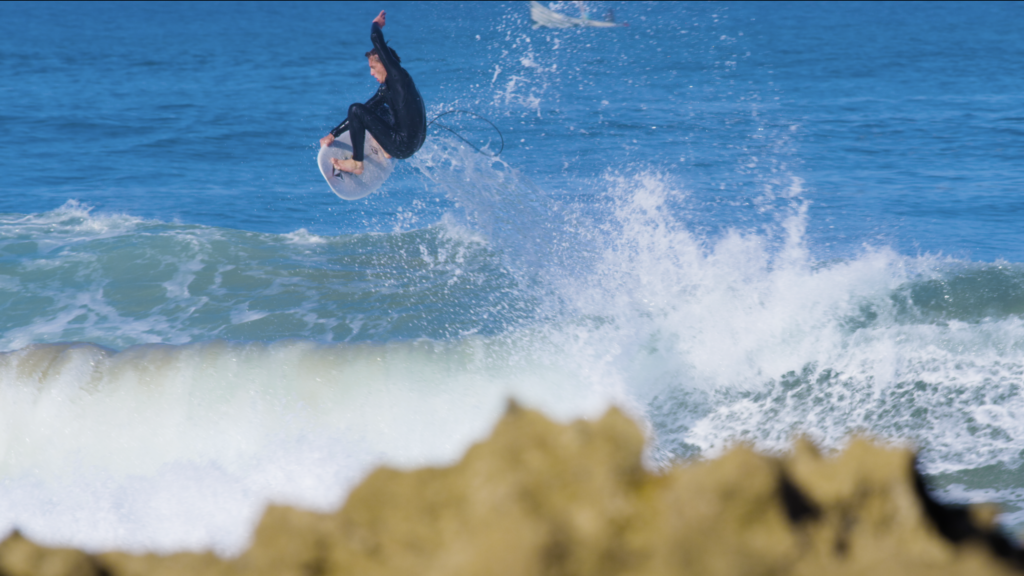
[{"x1": 2, "y1": 0, "x2": 1023, "y2": 553}]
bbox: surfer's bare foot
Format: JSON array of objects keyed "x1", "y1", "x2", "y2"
[{"x1": 331, "y1": 158, "x2": 363, "y2": 175}]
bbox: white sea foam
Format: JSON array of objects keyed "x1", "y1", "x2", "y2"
[
  {"x1": 0, "y1": 338, "x2": 619, "y2": 554},
  {"x1": 937, "y1": 484, "x2": 1024, "y2": 534},
  {"x1": 0, "y1": 200, "x2": 149, "y2": 245},
  {"x1": 281, "y1": 228, "x2": 328, "y2": 245}
]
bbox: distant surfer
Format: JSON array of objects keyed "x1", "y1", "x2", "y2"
[{"x1": 319, "y1": 11, "x2": 426, "y2": 176}]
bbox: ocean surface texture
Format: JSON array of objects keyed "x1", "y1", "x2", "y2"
[{"x1": 1, "y1": 1, "x2": 1023, "y2": 553}]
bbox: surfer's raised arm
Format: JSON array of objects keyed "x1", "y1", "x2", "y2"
[
  {"x1": 369, "y1": 13, "x2": 401, "y2": 81},
  {"x1": 319, "y1": 9, "x2": 427, "y2": 177}
]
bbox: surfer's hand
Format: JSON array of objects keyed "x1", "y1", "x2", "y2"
[
  {"x1": 373, "y1": 11, "x2": 385, "y2": 28},
  {"x1": 320, "y1": 134, "x2": 335, "y2": 148}
]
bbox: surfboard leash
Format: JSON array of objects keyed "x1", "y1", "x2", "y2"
[{"x1": 428, "y1": 110, "x2": 505, "y2": 157}]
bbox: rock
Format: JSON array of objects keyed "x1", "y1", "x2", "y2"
[
  {"x1": 1, "y1": 403, "x2": 1021, "y2": 575},
  {"x1": 0, "y1": 531, "x2": 99, "y2": 576}
]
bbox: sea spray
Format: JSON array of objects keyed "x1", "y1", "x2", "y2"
[
  {"x1": 408, "y1": 136, "x2": 1024, "y2": 530},
  {"x1": 534, "y1": 170, "x2": 1024, "y2": 528}
]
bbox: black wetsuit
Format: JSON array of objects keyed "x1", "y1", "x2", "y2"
[{"x1": 330, "y1": 22, "x2": 426, "y2": 162}]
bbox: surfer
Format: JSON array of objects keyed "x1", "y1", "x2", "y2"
[{"x1": 319, "y1": 10, "x2": 426, "y2": 176}]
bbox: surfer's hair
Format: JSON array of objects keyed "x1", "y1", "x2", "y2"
[{"x1": 365, "y1": 46, "x2": 400, "y2": 65}]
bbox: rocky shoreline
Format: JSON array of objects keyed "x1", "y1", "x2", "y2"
[{"x1": 1, "y1": 404, "x2": 1021, "y2": 576}]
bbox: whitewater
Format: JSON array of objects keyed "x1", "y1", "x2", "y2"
[{"x1": 2, "y1": 1, "x2": 1023, "y2": 554}]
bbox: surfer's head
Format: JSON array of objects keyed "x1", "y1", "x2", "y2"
[
  {"x1": 367, "y1": 55, "x2": 386, "y2": 83},
  {"x1": 365, "y1": 46, "x2": 400, "y2": 83}
]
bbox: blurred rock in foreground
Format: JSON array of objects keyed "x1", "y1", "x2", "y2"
[{"x1": 2, "y1": 404, "x2": 1021, "y2": 576}]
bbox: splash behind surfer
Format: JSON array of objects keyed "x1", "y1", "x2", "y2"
[{"x1": 319, "y1": 11, "x2": 427, "y2": 175}]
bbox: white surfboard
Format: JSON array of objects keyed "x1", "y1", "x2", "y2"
[
  {"x1": 317, "y1": 132, "x2": 395, "y2": 201},
  {"x1": 529, "y1": 1, "x2": 620, "y2": 29}
]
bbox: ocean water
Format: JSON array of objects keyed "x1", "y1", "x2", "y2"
[{"x1": 2, "y1": 0, "x2": 1024, "y2": 553}]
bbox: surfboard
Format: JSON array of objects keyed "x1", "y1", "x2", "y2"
[
  {"x1": 529, "y1": 1, "x2": 620, "y2": 29},
  {"x1": 317, "y1": 132, "x2": 395, "y2": 201}
]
